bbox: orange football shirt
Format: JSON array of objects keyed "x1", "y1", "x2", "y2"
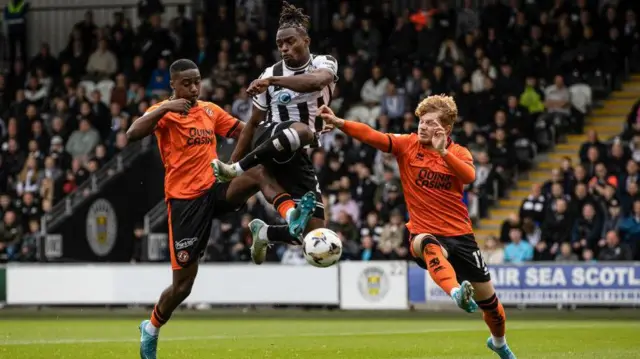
[
  {"x1": 389, "y1": 133, "x2": 474, "y2": 237},
  {"x1": 150, "y1": 100, "x2": 240, "y2": 200}
]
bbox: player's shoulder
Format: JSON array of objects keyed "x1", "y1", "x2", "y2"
[
  {"x1": 312, "y1": 54, "x2": 338, "y2": 65},
  {"x1": 448, "y1": 141, "x2": 471, "y2": 155},
  {"x1": 259, "y1": 62, "x2": 279, "y2": 78},
  {"x1": 312, "y1": 54, "x2": 339, "y2": 73},
  {"x1": 390, "y1": 132, "x2": 418, "y2": 142},
  {"x1": 197, "y1": 100, "x2": 222, "y2": 111},
  {"x1": 197, "y1": 101, "x2": 228, "y2": 118},
  {"x1": 389, "y1": 132, "x2": 419, "y2": 154},
  {"x1": 146, "y1": 100, "x2": 167, "y2": 113},
  {"x1": 448, "y1": 141, "x2": 473, "y2": 160}
]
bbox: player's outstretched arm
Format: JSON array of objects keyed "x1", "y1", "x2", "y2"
[
  {"x1": 126, "y1": 99, "x2": 191, "y2": 141},
  {"x1": 266, "y1": 69, "x2": 334, "y2": 94},
  {"x1": 230, "y1": 105, "x2": 266, "y2": 162},
  {"x1": 319, "y1": 105, "x2": 392, "y2": 153}
]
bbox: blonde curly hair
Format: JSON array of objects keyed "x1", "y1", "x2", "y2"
[{"x1": 414, "y1": 94, "x2": 458, "y2": 129}]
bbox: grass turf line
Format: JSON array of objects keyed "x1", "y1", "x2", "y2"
[{"x1": 0, "y1": 319, "x2": 638, "y2": 358}]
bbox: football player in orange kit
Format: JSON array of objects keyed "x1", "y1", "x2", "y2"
[
  {"x1": 126, "y1": 59, "x2": 304, "y2": 359},
  {"x1": 318, "y1": 96, "x2": 516, "y2": 359}
]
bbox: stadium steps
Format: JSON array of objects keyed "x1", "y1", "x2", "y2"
[{"x1": 475, "y1": 76, "x2": 640, "y2": 243}]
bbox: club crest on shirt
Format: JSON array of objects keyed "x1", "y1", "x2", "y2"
[
  {"x1": 277, "y1": 91, "x2": 293, "y2": 105},
  {"x1": 205, "y1": 107, "x2": 214, "y2": 117}
]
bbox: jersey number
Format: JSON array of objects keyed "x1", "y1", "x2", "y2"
[{"x1": 472, "y1": 250, "x2": 487, "y2": 272}]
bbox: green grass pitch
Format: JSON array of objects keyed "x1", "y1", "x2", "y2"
[{"x1": 1, "y1": 313, "x2": 639, "y2": 359}]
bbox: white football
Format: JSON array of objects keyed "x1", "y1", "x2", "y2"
[{"x1": 302, "y1": 228, "x2": 343, "y2": 268}]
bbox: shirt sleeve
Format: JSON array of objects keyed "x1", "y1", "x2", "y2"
[
  {"x1": 313, "y1": 55, "x2": 339, "y2": 82},
  {"x1": 252, "y1": 69, "x2": 270, "y2": 111},
  {"x1": 386, "y1": 133, "x2": 414, "y2": 157},
  {"x1": 211, "y1": 104, "x2": 241, "y2": 138},
  {"x1": 144, "y1": 102, "x2": 167, "y2": 130},
  {"x1": 451, "y1": 144, "x2": 474, "y2": 165}
]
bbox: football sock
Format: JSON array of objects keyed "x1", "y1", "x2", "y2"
[
  {"x1": 477, "y1": 294, "x2": 507, "y2": 347},
  {"x1": 423, "y1": 243, "x2": 460, "y2": 295},
  {"x1": 148, "y1": 304, "x2": 169, "y2": 336},
  {"x1": 266, "y1": 225, "x2": 302, "y2": 245},
  {"x1": 237, "y1": 128, "x2": 302, "y2": 171},
  {"x1": 273, "y1": 193, "x2": 296, "y2": 223}
]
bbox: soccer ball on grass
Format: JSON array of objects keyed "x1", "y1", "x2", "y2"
[{"x1": 302, "y1": 228, "x2": 342, "y2": 268}]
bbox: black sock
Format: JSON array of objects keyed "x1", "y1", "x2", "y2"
[
  {"x1": 266, "y1": 225, "x2": 301, "y2": 245},
  {"x1": 238, "y1": 128, "x2": 302, "y2": 171}
]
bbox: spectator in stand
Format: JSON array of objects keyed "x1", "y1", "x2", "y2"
[
  {"x1": 556, "y1": 242, "x2": 579, "y2": 262},
  {"x1": 541, "y1": 198, "x2": 573, "y2": 256},
  {"x1": 481, "y1": 236, "x2": 504, "y2": 265},
  {"x1": 85, "y1": 39, "x2": 118, "y2": 82},
  {"x1": 360, "y1": 211, "x2": 383, "y2": 244},
  {"x1": 504, "y1": 228, "x2": 533, "y2": 263},
  {"x1": 571, "y1": 203, "x2": 602, "y2": 255},
  {"x1": 65, "y1": 119, "x2": 100, "y2": 161},
  {"x1": 519, "y1": 184, "x2": 546, "y2": 224},
  {"x1": 0, "y1": 210, "x2": 22, "y2": 260},
  {"x1": 618, "y1": 198, "x2": 640, "y2": 259},
  {"x1": 360, "y1": 65, "x2": 388, "y2": 107},
  {"x1": 377, "y1": 209, "x2": 408, "y2": 260},
  {"x1": 598, "y1": 230, "x2": 633, "y2": 261}
]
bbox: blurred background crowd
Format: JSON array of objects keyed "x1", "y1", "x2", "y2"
[{"x1": 0, "y1": 0, "x2": 639, "y2": 265}]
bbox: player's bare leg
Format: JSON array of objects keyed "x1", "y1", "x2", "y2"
[
  {"x1": 248, "y1": 202, "x2": 324, "y2": 264},
  {"x1": 472, "y1": 281, "x2": 517, "y2": 359},
  {"x1": 212, "y1": 122, "x2": 315, "y2": 182},
  {"x1": 410, "y1": 234, "x2": 478, "y2": 313},
  {"x1": 140, "y1": 261, "x2": 199, "y2": 359},
  {"x1": 223, "y1": 165, "x2": 300, "y2": 264}
]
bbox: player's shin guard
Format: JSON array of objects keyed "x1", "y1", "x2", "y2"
[
  {"x1": 149, "y1": 304, "x2": 170, "y2": 331},
  {"x1": 273, "y1": 192, "x2": 296, "y2": 223},
  {"x1": 238, "y1": 128, "x2": 302, "y2": 171},
  {"x1": 477, "y1": 294, "x2": 507, "y2": 345},
  {"x1": 266, "y1": 225, "x2": 302, "y2": 245},
  {"x1": 423, "y1": 242, "x2": 460, "y2": 295}
]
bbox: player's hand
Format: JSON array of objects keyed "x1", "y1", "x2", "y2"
[
  {"x1": 246, "y1": 78, "x2": 270, "y2": 96},
  {"x1": 318, "y1": 105, "x2": 344, "y2": 129},
  {"x1": 161, "y1": 98, "x2": 192, "y2": 114},
  {"x1": 432, "y1": 127, "x2": 447, "y2": 153}
]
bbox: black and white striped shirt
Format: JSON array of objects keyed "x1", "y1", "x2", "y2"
[{"x1": 252, "y1": 54, "x2": 338, "y2": 134}]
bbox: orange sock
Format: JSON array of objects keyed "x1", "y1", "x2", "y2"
[
  {"x1": 477, "y1": 294, "x2": 506, "y2": 338},
  {"x1": 149, "y1": 304, "x2": 169, "y2": 329},
  {"x1": 273, "y1": 193, "x2": 296, "y2": 221},
  {"x1": 423, "y1": 243, "x2": 460, "y2": 295}
]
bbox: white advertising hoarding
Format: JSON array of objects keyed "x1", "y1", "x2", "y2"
[
  {"x1": 339, "y1": 261, "x2": 408, "y2": 310},
  {"x1": 6, "y1": 264, "x2": 339, "y2": 305}
]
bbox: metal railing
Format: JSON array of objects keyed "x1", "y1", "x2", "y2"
[
  {"x1": 43, "y1": 135, "x2": 153, "y2": 233},
  {"x1": 143, "y1": 199, "x2": 167, "y2": 235}
]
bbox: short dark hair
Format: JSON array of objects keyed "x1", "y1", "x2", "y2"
[
  {"x1": 170, "y1": 59, "x2": 198, "y2": 75},
  {"x1": 278, "y1": 1, "x2": 310, "y2": 34}
]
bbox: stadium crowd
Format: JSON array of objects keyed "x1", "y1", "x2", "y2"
[{"x1": 0, "y1": 0, "x2": 639, "y2": 264}]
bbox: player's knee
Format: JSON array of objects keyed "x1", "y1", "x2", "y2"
[
  {"x1": 173, "y1": 281, "x2": 194, "y2": 301},
  {"x1": 417, "y1": 234, "x2": 448, "y2": 258},
  {"x1": 290, "y1": 123, "x2": 315, "y2": 144},
  {"x1": 251, "y1": 165, "x2": 271, "y2": 182}
]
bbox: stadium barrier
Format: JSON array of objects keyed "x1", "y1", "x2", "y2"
[{"x1": 2, "y1": 262, "x2": 639, "y2": 307}]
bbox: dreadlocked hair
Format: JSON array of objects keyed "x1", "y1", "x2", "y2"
[{"x1": 278, "y1": 1, "x2": 310, "y2": 32}]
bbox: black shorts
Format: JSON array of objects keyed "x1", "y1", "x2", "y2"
[
  {"x1": 168, "y1": 182, "x2": 237, "y2": 270},
  {"x1": 253, "y1": 121, "x2": 324, "y2": 219},
  {"x1": 413, "y1": 233, "x2": 491, "y2": 283}
]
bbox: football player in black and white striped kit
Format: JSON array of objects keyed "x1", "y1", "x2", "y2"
[{"x1": 212, "y1": 1, "x2": 338, "y2": 264}]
